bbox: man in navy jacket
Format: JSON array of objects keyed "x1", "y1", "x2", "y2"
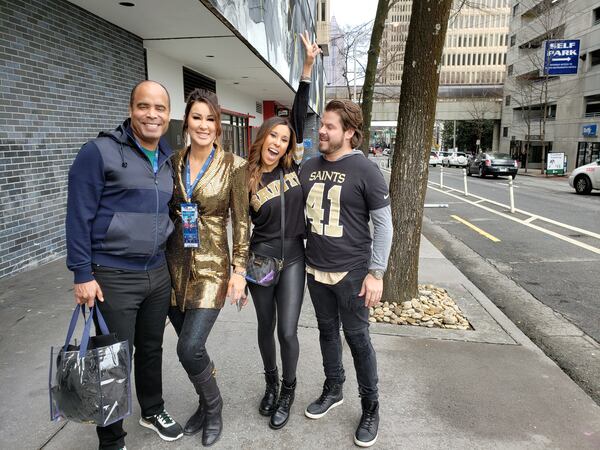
[{"x1": 66, "y1": 80, "x2": 183, "y2": 450}]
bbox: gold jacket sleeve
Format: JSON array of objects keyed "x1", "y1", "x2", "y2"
[{"x1": 230, "y1": 156, "x2": 250, "y2": 269}]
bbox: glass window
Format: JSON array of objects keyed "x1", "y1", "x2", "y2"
[{"x1": 591, "y1": 49, "x2": 600, "y2": 67}]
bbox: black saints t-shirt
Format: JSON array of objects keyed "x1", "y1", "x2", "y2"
[
  {"x1": 250, "y1": 162, "x2": 305, "y2": 244},
  {"x1": 299, "y1": 152, "x2": 390, "y2": 271},
  {"x1": 249, "y1": 81, "x2": 310, "y2": 246}
]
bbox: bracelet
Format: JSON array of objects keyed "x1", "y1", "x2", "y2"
[{"x1": 233, "y1": 269, "x2": 247, "y2": 277}]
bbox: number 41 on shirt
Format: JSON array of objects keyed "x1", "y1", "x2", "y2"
[{"x1": 306, "y1": 183, "x2": 343, "y2": 238}]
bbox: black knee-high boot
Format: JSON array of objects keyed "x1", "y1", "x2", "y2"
[
  {"x1": 184, "y1": 373, "x2": 205, "y2": 436},
  {"x1": 189, "y1": 361, "x2": 223, "y2": 446},
  {"x1": 259, "y1": 368, "x2": 279, "y2": 416},
  {"x1": 269, "y1": 378, "x2": 296, "y2": 430}
]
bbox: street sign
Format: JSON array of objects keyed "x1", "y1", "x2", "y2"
[
  {"x1": 547, "y1": 152, "x2": 565, "y2": 175},
  {"x1": 544, "y1": 40, "x2": 580, "y2": 75},
  {"x1": 583, "y1": 124, "x2": 598, "y2": 137}
]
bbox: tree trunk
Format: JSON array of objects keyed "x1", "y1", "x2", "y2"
[
  {"x1": 383, "y1": 0, "x2": 453, "y2": 304},
  {"x1": 359, "y1": 0, "x2": 393, "y2": 156}
]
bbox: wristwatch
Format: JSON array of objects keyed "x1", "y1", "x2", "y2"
[{"x1": 368, "y1": 269, "x2": 385, "y2": 280}]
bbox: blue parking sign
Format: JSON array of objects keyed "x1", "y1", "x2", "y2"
[{"x1": 544, "y1": 40, "x2": 580, "y2": 75}]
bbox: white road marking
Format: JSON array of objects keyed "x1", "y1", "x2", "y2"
[{"x1": 427, "y1": 183, "x2": 600, "y2": 255}]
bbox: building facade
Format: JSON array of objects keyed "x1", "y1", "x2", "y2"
[
  {"x1": 500, "y1": 0, "x2": 600, "y2": 171},
  {"x1": 0, "y1": 0, "x2": 324, "y2": 279},
  {"x1": 379, "y1": 0, "x2": 511, "y2": 86}
]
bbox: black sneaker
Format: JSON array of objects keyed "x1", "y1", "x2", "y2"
[
  {"x1": 354, "y1": 399, "x2": 379, "y2": 447},
  {"x1": 305, "y1": 381, "x2": 343, "y2": 419},
  {"x1": 139, "y1": 409, "x2": 184, "y2": 441}
]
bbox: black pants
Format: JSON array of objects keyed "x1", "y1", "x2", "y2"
[
  {"x1": 248, "y1": 241, "x2": 305, "y2": 384},
  {"x1": 92, "y1": 264, "x2": 171, "y2": 450},
  {"x1": 307, "y1": 268, "x2": 379, "y2": 401},
  {"x1": 168, "y1": 307, "x2": 220, "y2": 376}
]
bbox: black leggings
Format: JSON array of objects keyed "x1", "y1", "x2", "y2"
[
  {"x1": 168, "y1": 307, "x2": 220, "y2": 376},
  {"x1": 248, "y1": 258, "x2": 305, "y2": 384}
]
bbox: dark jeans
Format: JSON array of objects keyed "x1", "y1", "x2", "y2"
[
  {"x1": 92, "y1": 263, "x2": 171, "y2": 450},
  {"x1": 307, "y1": 268, "x2": 379, "y2": 401},
  {"x1": 248, "y1": 258, "x2": 305, "y2": 384},
  {"x1": 168, "y1": 307, "x2": 220, "y2": 376}
]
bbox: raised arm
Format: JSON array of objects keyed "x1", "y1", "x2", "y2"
[{"x1": 290, "y1": 31, "x2": 322, "y2": 163}]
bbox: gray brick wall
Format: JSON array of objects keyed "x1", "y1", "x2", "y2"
[{"x1": 0, "y1": 0, "x2": 145, "y2": 278}]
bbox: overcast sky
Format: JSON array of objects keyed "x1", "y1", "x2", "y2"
[{"x1": 330, "y1": 0, "x2": 377, "y2": 27}]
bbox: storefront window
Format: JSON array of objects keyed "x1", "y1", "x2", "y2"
[
  {"x1": 220, "y1": 112, "x2": 249, "y2": 158},
  {"x1": 577, "y1": 142, "x2": 600, "y2": 167}
]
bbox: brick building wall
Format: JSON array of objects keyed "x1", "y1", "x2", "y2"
[{"x1": 0, "y1": 0, "x2": 145, "y2": 278}]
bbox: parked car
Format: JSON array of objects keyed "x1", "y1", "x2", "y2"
[
  {"x1": 429, "y1": 150, "x2": 441, "y2": 166},
  {"x1": 568, "y1": 159, "x2": 600, "y2": 194},
  {"x1": 467, "y1": 152, "x2": 518, "y2": 178},
  {"x1": 442, "y1": 152, "x2": 468, "y2": 167}
]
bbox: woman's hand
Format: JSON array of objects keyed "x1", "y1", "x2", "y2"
[
  {"x1": 300, "y1": 30, "x2": 322, "y2": 77},
  {"x1": 227, "y1": 267, "x2": 248, "y2": 306}
]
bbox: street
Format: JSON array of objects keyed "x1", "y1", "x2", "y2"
[
  {"x1": 376, "y1": 156, "x2": 600, "y2": 344},
  {"x1": 423, "y1": 165, "x2": 600, "y2": 344},
  {"x1": 375, "y1": 157, "x2": 600, "y2": 401}
]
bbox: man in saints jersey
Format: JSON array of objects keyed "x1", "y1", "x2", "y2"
[{"x1": 299, "y1": 100, "x2": 393, "y2": 448}]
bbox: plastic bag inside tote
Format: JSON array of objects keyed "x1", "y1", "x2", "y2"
[{"x1": 49, "y1": 304, "x2": 131, "y2": 426}]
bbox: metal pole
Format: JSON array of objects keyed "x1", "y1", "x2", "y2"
[
  {"x1": 463, "y1": 168, "x2": 468, "y2": 196},
  {"x1": 440, "y1": 166, "x2": 444, "y2": 189},
  {"x1": 453, "y1": 119, "x2": 456, "y2": 151},
  {"x1": 509, "y1": 177, "x2": 515, "y2": 213}
]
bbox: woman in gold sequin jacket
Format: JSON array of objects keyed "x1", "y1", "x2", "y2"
[{"x1": 165, "y1": 89, "x2": 249, "y2": 447}]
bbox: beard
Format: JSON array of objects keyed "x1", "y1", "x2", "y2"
[{"x1": 318, "y1": 137, "x2": 344, "y2": 155}]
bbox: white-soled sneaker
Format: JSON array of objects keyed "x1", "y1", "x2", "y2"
[{"x1": 139, "y1": 409, "x2": 183, "y2": 441}]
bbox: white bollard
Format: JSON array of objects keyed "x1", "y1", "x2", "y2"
[
  {"x1": 440, "y1": 166, "x2": 444, "y2": 188},
  {"x1": 462, "y1": 168, "x2": 468, "y2": 196},
  {"x1": 509, "y1": 177, "x2": 515, "y2": 213}
]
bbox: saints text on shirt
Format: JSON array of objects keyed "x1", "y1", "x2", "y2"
[
  {"x1": 251, "y1": 171, "x2": 301, "y2": 211},
  {"x1": 307, "y1": 171, "x2": 346, "y2": 184}
]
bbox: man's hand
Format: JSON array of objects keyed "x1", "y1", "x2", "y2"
[
  {"x1": 74, "y1": 280, "x2": 104, "y2": 308},
  {"x1": 359, "y1": 274, "x2": 383, "y2": 308}
]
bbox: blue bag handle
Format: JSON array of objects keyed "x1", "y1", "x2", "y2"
[
  {"x1": 62, "y1": 304, "x2": 111, "y2": 357},
  {"x1": 79, "y1": 306, "x2": 110, "y2": 358}
]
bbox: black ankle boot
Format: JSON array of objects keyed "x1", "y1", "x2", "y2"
[
  {"x1": 269, "y1": 379, "x2": 296, "y2": 430},
  {"x1": 354, "y1": 398, "x2": 379, "y2": 448},
  {"x1": 195, "y1": 361, "x2": 223, "y2": 447},
  {"x1": 259, "y1": 368, "x2": 279, "y2": 416}
]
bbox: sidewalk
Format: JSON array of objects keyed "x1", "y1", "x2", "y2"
[
  {"x1": 517, "y1": 168, "x2": 569, "y2": 179},
  {"x1": 1, "y1": 237, "x2": 599, "y2": 449}
]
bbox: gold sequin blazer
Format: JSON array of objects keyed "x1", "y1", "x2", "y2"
[{"x1": 167, "y1": 145, "x2": 249, "y2": 310}]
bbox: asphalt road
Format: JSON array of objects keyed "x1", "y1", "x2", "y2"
[{"x1": 377, "y1": 157, "x2": 599, "y2": 345}]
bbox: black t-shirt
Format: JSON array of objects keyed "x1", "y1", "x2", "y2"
[
  {"x1": 299, "y1": 152, "x2": 390, "y2": 271},
  {"x1": 250, "y1": 162, "x2": 305, "y2": 244},
  {"x1": 249, "y1": 81, "x2": 310, "y2": 246}
]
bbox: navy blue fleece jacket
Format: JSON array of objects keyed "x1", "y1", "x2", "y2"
[{"x1": 66, "y1": 119, "x2": 174, "y2": 283}]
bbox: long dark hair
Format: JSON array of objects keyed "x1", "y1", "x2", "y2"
[{"x1": 247, "y1": 116, "x2": 297, "y2": 194}]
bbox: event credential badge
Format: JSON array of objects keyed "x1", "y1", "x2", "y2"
[{"x1": 181, "y1": 203, "x2": 199, "y2": 248}]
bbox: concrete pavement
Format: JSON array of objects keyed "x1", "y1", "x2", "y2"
[{"x1": 1, "y1": 236, "x2": 599, "y2": 449}]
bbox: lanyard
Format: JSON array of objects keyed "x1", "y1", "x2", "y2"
[{"x1": 185, "y1": 148, "x2": 215, "y2": 200}]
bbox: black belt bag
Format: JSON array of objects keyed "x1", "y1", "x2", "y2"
[{"x1": 246, "y1": 170, "x2": 285, "y2": 287}]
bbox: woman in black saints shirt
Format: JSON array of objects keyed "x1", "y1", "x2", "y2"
[{"x1": 246, "y1": 32, "x2": 320, "y2": 430}]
